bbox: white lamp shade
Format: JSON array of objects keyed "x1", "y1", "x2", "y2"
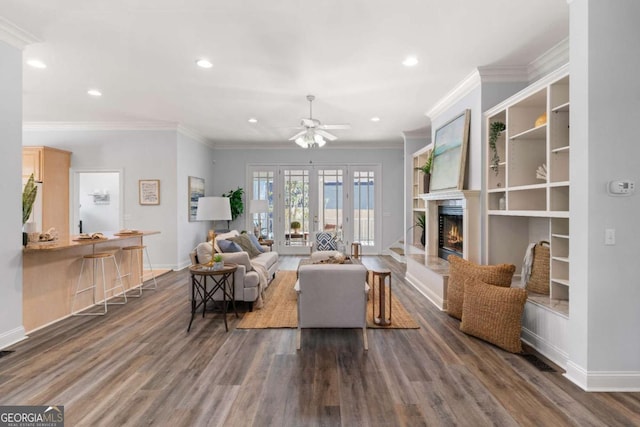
[
  {"x1": 195, "y1": 196, "x2": 232, "y2": 221},
  {"x1": 249, "y1": 199, "x2": 269, "y2": 214}
]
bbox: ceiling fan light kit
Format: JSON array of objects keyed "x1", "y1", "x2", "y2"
[{"x1": 289, "y1": 94, "x2": 350, "y2": 148}]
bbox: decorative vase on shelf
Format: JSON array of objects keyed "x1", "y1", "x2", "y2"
[{"x1": 423, "y1": 173, "x2": 431, "y2": 193}]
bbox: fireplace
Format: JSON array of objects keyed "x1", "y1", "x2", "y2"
[{"x1": 438, "y1": 205, "x2": 463, "y2": 260}]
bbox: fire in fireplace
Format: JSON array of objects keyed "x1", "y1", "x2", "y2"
[{"x1": 438, "y1": 205, "x2": 463, "y2": 260}]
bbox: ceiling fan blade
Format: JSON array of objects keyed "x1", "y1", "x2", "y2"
[
  {"x1": 315, "y1": 129, "x2": 338, "y2": 141},
  {"x1": 288, "y1": 130, "x2": 307, "y2": 141},
  {"x1": 319, "y1": 123, "x2": 351, "y2": 130}
]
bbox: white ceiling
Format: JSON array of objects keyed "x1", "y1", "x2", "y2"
[{"x1": 1, "y1": 0, "x2": 569, "y2": 148}]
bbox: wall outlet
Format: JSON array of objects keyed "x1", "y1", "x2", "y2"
[{"x1": 605, "y1": 228, "x2": 616, "y2": 245}]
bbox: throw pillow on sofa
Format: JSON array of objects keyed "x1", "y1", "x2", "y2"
[
  {"x1": 460, "y1": 276, "x2": 527, "y2": 353},
  {"x1": 196, "y1": 241, "x2": 214, "y2": 264},
  {"x1": 218, "y1": 239, "x2": 242, "y2": 253},
  {"x1": 447, "y1": 255, "x2": 516, "y2": 320},
  {"x1": 247, "y1": 233, "x2": 265, "y2": 253},
  {"x1": 315, "y1": 232, "x2": 337, "y2": 251},
  {"x1": 230, "y1": 234, "x2": 262, "y2": 258}
]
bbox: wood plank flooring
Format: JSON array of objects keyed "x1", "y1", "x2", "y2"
[{"x1": 1, "y1": 256, "x2": 638, "y2": 426}]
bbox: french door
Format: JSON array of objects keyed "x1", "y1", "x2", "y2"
[{"x1": 248, "y1": 164, "x2": 380, "y2": 255}]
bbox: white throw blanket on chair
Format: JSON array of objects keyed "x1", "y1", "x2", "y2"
[
  {"x1": 250, "y1": 261, "x2": 269, "y2": 309},
  {"x1": 520, "y1": 242, "x2": 537, "y2": 287}
]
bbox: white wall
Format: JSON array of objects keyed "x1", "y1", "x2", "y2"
[
  {"x1": 23, "y1": 129, "x2": 178, "y2": 269},
  {"x1": 0, "y1": 41, "x2": 26, "y2": 348},
  {"x1": 568, "y1": 0, "x2": 640, "y2": 389},
  {"x1": 176, "y1": 131, "x2": 216, "y2": 268},
  {"x1": 211, "y1": 146, "x2": 405, "y2": 251}
]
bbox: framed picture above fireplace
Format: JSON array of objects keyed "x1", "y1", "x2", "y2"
[{"x1": 430, "y1": 109, "x2": 471, "y2": 192}]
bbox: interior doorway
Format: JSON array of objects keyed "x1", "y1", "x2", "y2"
[{"x1": 71, "y1": 170, "x2": 123, "y2": 234}]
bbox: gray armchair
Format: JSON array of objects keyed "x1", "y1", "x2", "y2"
[{"x1": 295, "y1": 263, "x2": 369, "y2": 350}]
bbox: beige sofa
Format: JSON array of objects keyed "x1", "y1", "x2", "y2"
[
  {"x1": 191, "y1": 234, "x2": 278, "y2": 309},
  {"x1": 295, "y1": 263, "x2": 369, "y2": 350}
]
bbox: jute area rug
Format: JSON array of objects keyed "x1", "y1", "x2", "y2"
[{"x1": 237, "y1": 270, "x2": 419, "y2": 329}]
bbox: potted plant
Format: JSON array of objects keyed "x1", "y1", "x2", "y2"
[
  {"x1": 489, "y1": 121, "x2": 506, "y2": 174},
  {"x1": 415, "y1": 214, "x2": 426, "y2": 246},
  {"x1": 417, "y1": 150, "x2": 433, "y2": 193},
  {"x1": 22, "y1": 173, "x2": 38, "y2": 245},
  {"x1": 290, "y1": 221, "x2": 301, "y2": 233},
  {"x1": 212, "y1": 254, "x2": 224, "y2": 270},
  {"x1": 222, "y1": 187, "x2": 244, "y2": 229}
]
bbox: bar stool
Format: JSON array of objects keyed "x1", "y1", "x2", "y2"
[
  {"x1": 119, "y1": 245, "x2": 157, "y2": 297},
  {"x1": 72, "y1": 252, "x2": 127, "y2": 316},
  {"x1": 371, "y1": 269, "x2": 392, "y2": 326}
]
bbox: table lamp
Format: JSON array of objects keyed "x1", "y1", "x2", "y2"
[
  {"x1": 196, "y1": 196, "x2": 232, "y2": 259},
  {"x1": 249, "y1": 199, "x2": 269, "y2": 239}
]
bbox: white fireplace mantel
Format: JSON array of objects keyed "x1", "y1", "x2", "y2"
[
  {"x1": 419, "y1": 189, "x2": 480, "y2": 263},
  {"x1": 406, "y1": 189, "x2": 481, "y2": 310}
]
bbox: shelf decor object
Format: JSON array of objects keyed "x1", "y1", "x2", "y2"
[
  {"x1": 489, "y1": 121, "x2": 506, "y2": 174},
  {"x1": 139, "y1": 179, "x2": 160, "y2": 205},
  {"x1": 188, "y1": 176, "x2": 205, "y2": 222},
  {"x1": 430, "y1": 109, "x2": 471, "y2": 192}
]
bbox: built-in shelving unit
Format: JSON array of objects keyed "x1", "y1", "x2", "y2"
[
  {"x1": 411, "y1": 146, "x2": 432, "y2": 249},
  {"x1": 485, "y1": 68, "x2": 570, "y2": 316},
  {"x1": 484, "y1": 66, "x2": 571, "y2": 368}
]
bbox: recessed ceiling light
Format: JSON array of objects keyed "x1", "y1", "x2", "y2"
[
  {"x1": 248, "y1": 118, "x2": 258, "y2": 124},
  {"x1": 87, "y1": 89, "x2": 102, "y2": 97},
  {"x1": 402, "y1": 56, "x2": 418, "y2": 67},
  {"x1": 371, "y1": 117, "x2": 380, "y2": 122},
  {"x1": 26, "y1": 59, "x2": 47, "y2": 69},
  {"x1": 196, "y1": 59, "x2": 213, "y2": 68}
]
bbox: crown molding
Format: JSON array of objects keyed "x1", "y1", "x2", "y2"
[
  {"x1": 477, "y1": 65, "x2": 529, "y2": 83},
  {"x1": 527, "y1": 37, "x2": 570, "y2": 83},
  {"x1": 0, "y1": 17, "x2": 40, "y2": 49},
  {"x1": 23, "y1": 121, "x2": 180, "y2": 132},
  {"x1": 177, "y1": 125, "x2": 211, "y2": 146},
  {"x1": 402, "y1": 126, "x2": 431, "y2": 142},
  {"x1": 426, "y1": 69, "x2": 481, "y2": 120}
]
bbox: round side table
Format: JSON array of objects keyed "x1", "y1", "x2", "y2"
[
  {"x1": 371, "y1": 268, "x2": 392, "y2": 326},
  {"x1": 188, "y1": 263, "x2": 238, "y2": 332}
]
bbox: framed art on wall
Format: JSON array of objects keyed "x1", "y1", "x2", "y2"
[
  {"x1": 139, "y1": 179, "x2": 160, "y2": 205},
  {"x1": 188, "y1": 176, "x2": 205, "y2": 221},
  {"x1": 429, "y1": 109, "x2": 471, "y2": 192}
]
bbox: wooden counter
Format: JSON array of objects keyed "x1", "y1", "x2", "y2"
[{"x1": 23, "y1": 231, "x2": 159, "y2": 333}]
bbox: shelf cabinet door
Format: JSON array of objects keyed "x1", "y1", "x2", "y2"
[{"x1": 22, "y1": 147, "x2": 42, "y2": 181}]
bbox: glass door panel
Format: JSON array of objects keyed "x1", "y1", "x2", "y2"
[
  {"x1": 317, "y1": 169, "x2": 343, "y2": 240},
  {"x1": 352, "y1": 168, "x2": 378, "y2": 253},
  {"x1": 250, "y1": 170, "x2": 274, "y2": 239},
  {"x1": 283, "y1": 169, "x2": 310, "y2": 248}
]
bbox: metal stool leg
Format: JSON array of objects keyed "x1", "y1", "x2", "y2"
[
  {"x1": 142, "y1": 246, "x2": 157, "y2": 291},
  {"x1": 105, "y1": 254, "x2": 127, "y2": 306}
]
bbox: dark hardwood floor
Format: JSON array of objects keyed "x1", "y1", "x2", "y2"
[{"x1": 1, "y1": 256, "x2": 638, "y2": 426}]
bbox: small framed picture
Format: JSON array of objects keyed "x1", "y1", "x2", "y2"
[{"x1": 139, "y1": 179, "x2": 160, "y2": 205}]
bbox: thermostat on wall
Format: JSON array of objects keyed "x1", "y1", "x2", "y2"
[{"x1": 607, "y1": 180, "x2": 635, "y2": 196}]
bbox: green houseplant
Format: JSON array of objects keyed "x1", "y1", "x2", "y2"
[
  {"x1": 489, "y1": 121, "x2": 506, "y2": 174},
  {"x1": 290, "y1": 221, "x2": 301, "y2": 232},
  {"x1": 413, "y1": 214, "x2": 426, "y2": 247},
  {"x1": 416, "y1": 150, "x2": 433, "y2": 193},
  {"x1": 222, "y1": 187, "x2": 244, "y2": 229},
  {"x1": 22, "y1": 173, "x2": 38, "y2": 245}
]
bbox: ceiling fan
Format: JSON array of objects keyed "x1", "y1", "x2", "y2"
[{"x1": 289, "y1": 95, "x2": 350, "y2": 148}]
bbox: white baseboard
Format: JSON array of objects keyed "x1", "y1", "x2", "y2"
[
  {"x1": 0, "y1": 326, "x2": 27, "y2": 350},
  {"x1": 521, "y1": 326, "x2": 569, "y2": 370},
  {"x1": 564, "y1": 361, "x2": 640, "y2": 391},
  {"x1": 405, "y1": 271, "x2": 444, "y2": 310}
]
